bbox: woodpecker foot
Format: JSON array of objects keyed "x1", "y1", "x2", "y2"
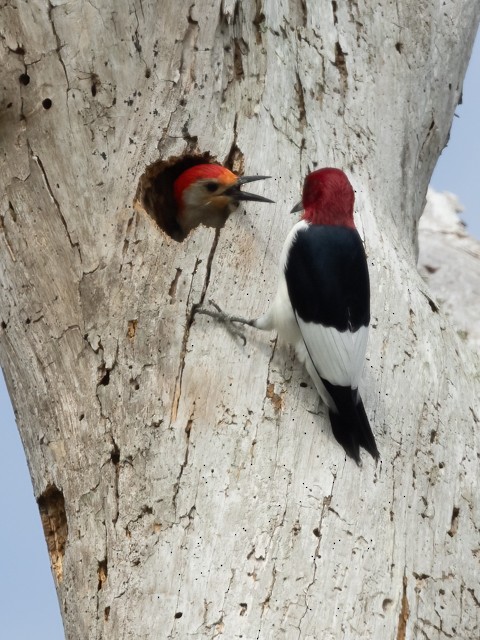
[{"x1": 195, "y1": 299, "x2": 254, "y2": 345}]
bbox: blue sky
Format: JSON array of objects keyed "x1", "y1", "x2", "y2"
[
  {"x1": 0, "y1": 37, "x2": 478, "y2": 639},
  {"x1": 431, "y1": 37, "x2": 480, "y2": 238}
]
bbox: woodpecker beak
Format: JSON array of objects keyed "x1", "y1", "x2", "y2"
[
  {"x1": 290, "y1": 200, "x2": 303, "y2": 213},
  {"x1": 224, "y1": 176, "x2": 275, "y2": 203}
]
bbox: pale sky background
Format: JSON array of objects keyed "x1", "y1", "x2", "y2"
[{"x1": 0, "y1": 37, "x2": 479, "y2": 639}]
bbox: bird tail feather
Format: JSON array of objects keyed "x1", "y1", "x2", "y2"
[{"x1": 323, "y1": 381, "x2": 379, "y2": 465}]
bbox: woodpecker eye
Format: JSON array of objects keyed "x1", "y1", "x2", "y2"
[{"x1": 205, "y1": 182, "x2": 219, "y2": 192}]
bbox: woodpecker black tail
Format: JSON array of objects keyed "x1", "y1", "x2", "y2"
[{"x1": 323, "y1": 381, "x2": 379, "y2": 465}]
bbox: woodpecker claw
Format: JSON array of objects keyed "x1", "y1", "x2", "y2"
[{"x1": 195, "y1": 299, "x2": 252, "y2": 345}]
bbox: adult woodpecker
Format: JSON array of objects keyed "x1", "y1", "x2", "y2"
[
  {"x1": 173, "y1": 164, "x2": 274, "y2": 237},
  {"x1": 198, "y1": 167, "x2": 379, "y2": 464}
]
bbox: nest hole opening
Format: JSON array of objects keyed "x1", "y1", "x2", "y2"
[
  {"x1": 134, "y1": 152, "x2": 228, "y2": 242},
  {"x1": 97, "y1": 558, "x2": 108, "y2": 590},
  {"x1": 37, "y1": 484, "x2": 68, "y2": 583}
]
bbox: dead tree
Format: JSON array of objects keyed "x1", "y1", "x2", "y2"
[{"x1": 1, "y1": 1, "x2": 479, "y2": 638}]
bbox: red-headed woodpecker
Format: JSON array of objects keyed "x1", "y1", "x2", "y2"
[
  {"x1": 173, "y1": 164, "x2": 274, "y2": 236},
  {"x1": 198, "y1": 168, "x2": 379, "y2": 464}
]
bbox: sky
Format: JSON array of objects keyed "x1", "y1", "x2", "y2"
[
  {"x1": 431, "y1": 37, "x2": 480, "y2": 238},
  {"x1": 0, "y1": 37, "x2": 478, "y2": 640}
]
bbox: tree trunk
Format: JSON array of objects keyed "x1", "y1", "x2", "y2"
[{"x1": 1, "y1": 1, "x2": 479, "y2": 638}]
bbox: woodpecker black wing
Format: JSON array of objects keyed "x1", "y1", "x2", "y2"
[
  {"x1": 284, "y1": 222, "x2": 378, "y2": 462},
  {"x1": 284, "y1": 222, "x2": 370, "y2": 384}
]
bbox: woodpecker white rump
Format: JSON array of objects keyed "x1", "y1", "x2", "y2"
[
  {"x1": 173, "y1": 164, "x2": 274, "y2": 237},
  {"x1": 198, "y1": 167, "x2": 379, "y2": 464}
]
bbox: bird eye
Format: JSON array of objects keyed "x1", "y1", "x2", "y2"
[{"x1": 205, "y1": 182, "x2": 219, "y2": 192}]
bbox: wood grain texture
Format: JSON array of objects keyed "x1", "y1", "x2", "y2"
[
  {"x1": 419, "y1": 189, "x2": 480, "y2": 347},
  {"x1": 1, "y1": 1, "x2": 479, "y2": 638}
]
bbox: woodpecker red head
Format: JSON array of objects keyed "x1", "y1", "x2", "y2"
[
  {"x1": 173, "y1": 164, "x2": 273, "y2": 236},
  {"x1": 291, "y1": 167, "x2": 355, "y2": 228}
]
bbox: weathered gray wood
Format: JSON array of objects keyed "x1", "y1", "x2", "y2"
[
  {"x1": 419, "y1": 189, "x2": 480, "y2": 347},
  {"x1": 1, "y1": 1, "x2": 479, "y2": 638}
]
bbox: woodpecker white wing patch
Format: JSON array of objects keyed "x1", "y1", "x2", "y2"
[{"x1": 297, "y1": 317, "x2": 368, "y2": 389}]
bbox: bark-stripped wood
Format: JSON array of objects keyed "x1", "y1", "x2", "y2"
[
  {"x1": 419, "y1": 189, "x2": 480, "y2": 348},
  {"x1": 1, "y1": 1, "x2": 479, "y2": 638}
]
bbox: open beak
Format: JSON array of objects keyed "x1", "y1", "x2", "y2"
[
  {"x1": 290, "y1": 200, "x2": 303, "y2": 213},
  {"x1": 225, "y1": 175, "x2": 275, "y2": 203}
]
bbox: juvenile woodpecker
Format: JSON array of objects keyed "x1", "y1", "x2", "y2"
[
  {"x1": 198, "y1": 168, "x2": 379, "y2": 464},
  {"x1": 173, "y1": 164, "x2": 274, "y2": 237}
]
